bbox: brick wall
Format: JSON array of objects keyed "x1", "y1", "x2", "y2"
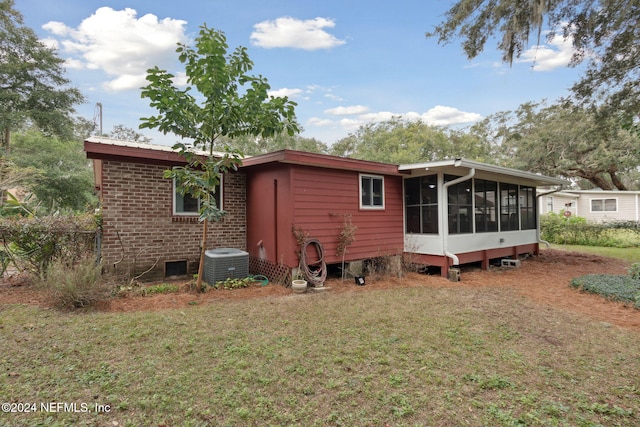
[{"x1": 100, "y1": 160, "x2": 246, "y2": 280}]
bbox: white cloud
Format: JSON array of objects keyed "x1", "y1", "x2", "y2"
[
  {"x1": 305, "y1": 105, "x2": 482, "y2": 141},
  {"x1": 172, "y1": 72, "x2": 188, "y2": 88},
  {"x1": 359, "y1": 111, "x2": 398, "y2": 122},
  {"x1": 518, "y1": 33, "x2": 575, "y2": 71},
  {"x1": 338, "y1": 118, "x2": 363, "y2": 130},
  {"x1": 307, "y1": 117, "x2": 335, "y2": 127},
  {"x1": 268, "y1": 87, "x2": 304, "y2": 98},
  {"x1": 420, "y1": 105, "x2": 482, "y2": 126},
  {"x1": 42, "y1": 7, "x2": 188, "y2": 91},
  {"x1": 324, "y1": 93, "x2": 344, "y2": 102},
  {"x1": 42, "y1": 21, "x2": 69, "y2": 36},
  {"x1": 251, "y1": 17, "x2": 346, "y2": 50},
  {"x1": 103, "y1": 74, "x2": 149, "y2": 91},
  {"x1": 64, "y1": 58, "x2": 85, "y2": 70},
  {"x1": 324, "y1": 105, "x2": 369, "y2": 116},
  {"x1": 39, "y1": 37, "x2": 59, "y2": 50}
]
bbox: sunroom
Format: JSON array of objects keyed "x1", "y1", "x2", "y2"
[{"x1": 399, "y1": 159, "x2": 566, "y2": 277}]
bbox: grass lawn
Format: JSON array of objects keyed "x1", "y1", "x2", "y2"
[
  {"x1": 548, "y1": 244, "x2": 640, "y2": 263},
  {"x1": 2, "y1": 285, "x2": 639, "y2": 426}
]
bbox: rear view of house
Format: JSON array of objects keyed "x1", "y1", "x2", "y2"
[{"x1": 85, "y1": 138, "x2": 566, "y2": 282}]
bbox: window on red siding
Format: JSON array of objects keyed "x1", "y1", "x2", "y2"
[{"x1": 360, "y1": 174, "x2": 384, "y2": 209}]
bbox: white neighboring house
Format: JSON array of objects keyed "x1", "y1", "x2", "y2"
[{"x1": 539, "y1": 190, "x2": 640, "y2": 223}]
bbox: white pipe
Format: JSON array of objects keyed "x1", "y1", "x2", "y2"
[
  {"x1": 442, "y1": 166, "x2": 475, "y2": 266},
  {"x1": 536, "y1": 186, "x2": 564, "y2": 248}
]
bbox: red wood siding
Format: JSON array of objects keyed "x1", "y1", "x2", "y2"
[
  {"x1": 292, "y1": 165, "x2": 404, "y2": 265},
  {"x1": 246, "y1": 163, "x2": 404, "y2": 268},
  {"x1": 246, "y1": 164, "x2": 293, "y2": 266}
]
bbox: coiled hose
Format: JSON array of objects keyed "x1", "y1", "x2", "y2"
[{"x1": 300, "y1": 238, "x2": 327, "y2": 287}]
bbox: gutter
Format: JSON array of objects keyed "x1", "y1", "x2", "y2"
[
  {"x1": 535, "y1": 186, "x2": 564, "y2": 248},
  {"x1": 441, "y1": 162, "x2": 475, "y2": 267}
]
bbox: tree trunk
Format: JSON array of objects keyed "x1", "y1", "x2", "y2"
[
  {"x1": 1, "y1": 128, "x2": 9, "y2": 151},
  {"x1": 586, "y1": 174, "x2": 614, "y2": 190},
  {"x1": 196, "y1": 220, "x2": 208, "y2": 291},
  {"x1": 573, "y1": 169, "x2": 614, "y2": 190},
  {"x1": 0, "y1": 127, "x2": 10, "y2": 206},
  {"x1": 608, "y1": 168, "x2": 628, "y2": 190}
]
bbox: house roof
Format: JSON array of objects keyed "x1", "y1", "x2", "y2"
[
  {"x1": 240, "y1": 149, "x2": 405, "y2": 176},
  {"x1": 556, "y1": 189, "x2": 640, "y2": 195},
  {"x1": 84, "y1": 138, "x2": 567, "y2": 186},
  {"x1": 399, "y1": 158, "x2": 567, "y2": 187},
  {"x1": 84, "y1": 136, "x2": 226, "y2": 165}
]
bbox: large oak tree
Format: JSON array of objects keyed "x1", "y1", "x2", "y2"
[
  {"x1": 427, "y1": 0, "x2": 640, "y2": 126},
  {"x1": 474, "y1": 102, "x2": 640, "y2": 189}
]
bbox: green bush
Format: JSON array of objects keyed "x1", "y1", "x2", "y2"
[
  {"x1": 540, "y1": 213, "x2": 639, "y2": 247},
  {"x1": 144, "y1": 283, "x2": 180, "y2": 295},
  {"x1": 629, "y1": 263, "x2": 640, "y2": 281},
  {"x1": 0, "y1": 214, "x2": 98, "y2": 278},
  {"x1": 571, "y1": 274, "x2": 640, "y2": 309},
  {"x1": 212, "y1": 277, "x2": 256, "y2": 290},
  {"x1": 38, "y1": 256, "x2": 107, "y2": 309}
]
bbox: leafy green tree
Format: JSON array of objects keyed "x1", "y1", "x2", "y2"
[
  {"x1": 140, "y1": 25, "x2": 298, "y2": 289},
  {"x1": 9, "y1": 129, "x2": 97, "y2": 212},
  {"x1": 0, "y1": 0, "x2": 84, "y2": 206},
  {"x1": 330, "y1": 118, "x2": 492, "y2": 164},
  {"x1": 216, "y1": 131, "x2": 327, "y2": 155},
  {"x1": 484, "y1": 102, "x2": 640, "y2": 190},
  {"x1": 427, "y1": 0, "x2": 640, "y2": 126},
  {"x1": 108, "y1": 124, "x2": 152, "y2": 143},
  {"x1": 0, "y1": 0, "x2": 84, "y2": 147}
]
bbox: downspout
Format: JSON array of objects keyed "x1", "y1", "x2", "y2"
[
  {"x1": 442, "y1": 162, "x2": 475, "y2": 267},
  {"x1": 536, "y1": 186, "x2": 564, "y2": 248}
]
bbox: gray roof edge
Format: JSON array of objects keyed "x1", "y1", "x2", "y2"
[
  {"x1": 399, "y1": 158, "x2": 567, "y2": 185},
  {"x1": 84, "y1": 136, "x2": 232, "y2": 158}
]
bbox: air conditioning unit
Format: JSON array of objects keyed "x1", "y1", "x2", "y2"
[{"x1": 203, "y1": 248, "x2": 249, "y2": 284}]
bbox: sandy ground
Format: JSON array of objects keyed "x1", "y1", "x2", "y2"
[{"x1": 1, "y1": 249, "x2": 639, "y2": 332}]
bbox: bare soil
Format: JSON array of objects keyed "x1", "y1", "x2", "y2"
[{"x1": 2, "y1": 249, "x2": 639, "y2": 332}]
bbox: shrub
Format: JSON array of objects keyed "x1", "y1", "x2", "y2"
[
  {"x1": 540, "y1": 213, "x2": 639, "y2": 247},
  {"x1": 629, "y1": 263, "x2": 640, "y2": 281},
  {"x1": 212, "y1": 277, "x2": 256, "y2": 290},
  {"x1": 39, "y1": 256, "x2": 107, "y2": 309},
  {"x1": 144, "y1": 283, "x2": 181, "y2": 295},
  {"x1": 0, "y1": 214, "x2": 98, "y2": 279},
  {"x1": 570, "y1": 274, "x2": 640, "y2": 308}
]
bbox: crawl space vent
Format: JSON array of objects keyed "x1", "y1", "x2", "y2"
[{"x1": 203, "y1": 248, "x2": 249, "y2": 284}]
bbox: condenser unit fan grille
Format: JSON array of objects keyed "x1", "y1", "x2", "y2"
[{"x1": 203, "y1": 248, "x2": 249, "y2": 284}]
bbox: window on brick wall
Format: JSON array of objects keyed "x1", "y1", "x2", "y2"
[{"x1": 173, "y1": 177, "x2": 223, "y2": 215}]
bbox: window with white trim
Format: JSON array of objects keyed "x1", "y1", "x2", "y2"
[
  {"x1": 590, "y1": 198, "x2": 617, "y2": 212},
  {"x1": 173, "y1": 177, "x2": 222, "y2": 215},
  {"x1": 360, "y1": 174, "x2": 384, "y2": 209}
]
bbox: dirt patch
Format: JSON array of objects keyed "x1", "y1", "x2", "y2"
[{"x1": 2, "y1": 249, "x2": 639, "y2": 332}]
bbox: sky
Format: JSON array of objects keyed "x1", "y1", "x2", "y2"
[{"x1": 14, "y1": 0, "x2": 585, "y2": 146}]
